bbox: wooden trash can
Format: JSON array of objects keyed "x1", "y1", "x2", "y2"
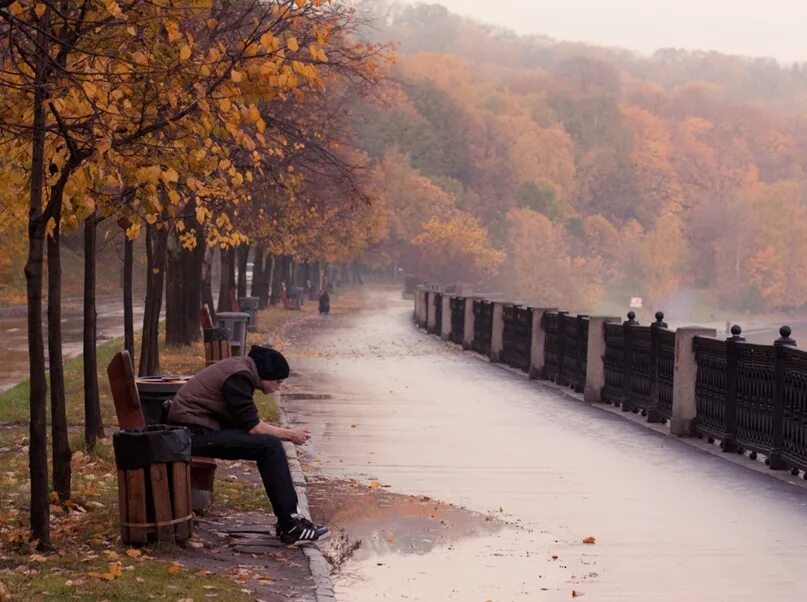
[
  {"x1": 204, "y1": 327, "x2": 231, "y2": 366},
  {"x1": 113, "y1": 426, "x2": 194, "y2": 545}
]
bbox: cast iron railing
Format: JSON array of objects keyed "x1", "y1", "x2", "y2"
[
  {"x1": 501, "y1": 305, "x2": 532, "y2": 372},
  {"x1": 783, "y1": 343, "x2": 807, "y2": 473},
  {"x1": 472, "y1": 299, "x2": 493, "y2": 356},
  {"x1": 432, "y1": 293, "x2": 443, "y2": 335},
  {"x1": 656, "y1": 328, "x2": 676, "y2": 420},
  {"x1": 734, "y1": 342, "x2": 777, "y2": 459},
  {"x1": 558, "y1": 314, "x2": 588, "y2": 392},
  {"x1": 693, "y1": 335, "x2": 732, "y2": 446},
  {"x1": 602, "y1": 321, "x2": 624, "y2": 406},
  {"x1": 450, "y1": 296, "x2": 465, "y2": 345},
  {"x1": 542, "y1": 311, "x2": 565, "y2": 381}
]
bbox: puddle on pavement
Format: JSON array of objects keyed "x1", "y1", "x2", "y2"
[
  {"x1": 305, "y1": 476, "x2": 592, "y2": 601},
  {"x1": 307, "y1": 476, "x2": 504, "y2": 568}
]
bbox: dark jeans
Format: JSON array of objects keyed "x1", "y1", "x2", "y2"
[{"x1": 189, "y1": 427, "x2": 298, "y2": 525}]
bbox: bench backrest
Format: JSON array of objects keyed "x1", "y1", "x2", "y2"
[
  {"x1": 107, "y1": 350, "x2": 145, "y2": 430},
  {"x1": 200, "y1": 304, "x2": 214, "y2": 330}
]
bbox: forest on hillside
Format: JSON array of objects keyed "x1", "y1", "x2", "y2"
[{"x1": 357, "y1": 3, "x2": 807, "y2": 313}]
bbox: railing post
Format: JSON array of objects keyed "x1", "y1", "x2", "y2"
[
  {"x1": 555, "y1": 311, "x2": 569, "y2": 384},
  {"x1": 576, "y1": 315, "x2": 589, "y2": 392},
  {"x1": 426, "y1": 292, "x2": 436, "y2": 333},
  {"x1": 772, "y1": 326, "x2": 797, "y2": 470},
  {"x1": 529, "y1": 308, "x2": 550, "y2": 379},
  {"x1": 463, "y1": 297, "x2": 475, "y2": 350},
  {"x1": 441, "y1": 295, "x2": 452, "y2": 340},
  {"x1": 490, "y1": 301, "x2": 505, "y2": 363},
  {"x1": 722, "y1": 325, "x2": 745, "y2": 452},
  {"x1": 648, "y1": 311, "x2": 668, "y2": 423},
  {"x1": 584, "y1": 316, "x2": 621, "y2": 403},
  {"x1": 671, "y1": 326, "x2": 717, "y2": 436},
  {"x1": 621, "y1": 311, "x2": 638, "y2": 412}
]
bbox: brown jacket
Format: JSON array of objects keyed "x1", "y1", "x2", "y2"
[{"x1": 168, "y1": 356, "x2": 261, "y2": 430}]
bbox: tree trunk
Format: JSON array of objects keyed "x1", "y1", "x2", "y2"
[
  {"x1": 83, "y1": 212, "x2": 104, "y2": 449},
  {"x1": 236, "y1": 244, "x2": 249, "y2": 299},
  {"x1": 269, "y1": 255, "x2": 279, "y2": 306},
  {"x1": 166, "y1": 231, "x2": 204, "y2": 347},
  {"x1": 25, "y1": 35, "x2": 50, "y2": 545},
  {"x1": 217, "y1": 248, "x2": 235, "y2": 312},
  {"x1": 47, "y1": 194, "x2": 71, "y2": 501},
  {"x1": 260, "y1": 254, "x2": 274, "y2": 308},
  {"x1": 201, "y1": 246, "x2": 215, "y2": 320},
  {"x1": 123, "y1": 229, "x2": 134, "y2": 360},
  {"x1": 139, "y1": 223, "x2": 168, "y2": 376},
  {"x1": 252, "y1": 244, "x2": 265, "y2": 299}
]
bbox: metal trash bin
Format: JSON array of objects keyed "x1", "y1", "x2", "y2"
[
  {"x1": 113, "y1": 425, "x2": 193, "y2": 545},
  {"x1": 288, "y1": 286, "x2": 304, "y2": 310},
  {"x1": 238, "y1": 296, "x2": 260, "y2": 332},
  {"x1": 216, "y1": 311, "x2": 250, "y2": 356},
  {"x1": 136, "y1": 376, "x2": 191, "y2": 425}
]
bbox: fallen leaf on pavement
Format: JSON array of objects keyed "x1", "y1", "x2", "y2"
[{"x1": 582, "y1": 536, "x2": 596, "y2": 544}]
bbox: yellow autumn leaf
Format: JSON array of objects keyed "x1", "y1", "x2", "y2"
[
  {"x1": 34, "y1": 3, "x2": 45, "y2": 18},
  {"x1": 167, "y1": 563, "x2": 182, "y2": 574},
  {"x1": 125, "y1": 548, "x2": 142, "y2": 558},
  {"x1": 179, "y1": 45, "x2": 192, "y2": 62},
  {"x1": 230, "y1": 69, "x2": 243, "y2": 83},
  {"x1": 106, "y1": 1, "x2": 121, "y2": 17},
  {"x1": 368, "y1": 480, "x2": 380, "y2": 490},
  {"x1": 161, "y1": 167, "x2": 179, "y2": 184},
  {"x1": 287, "y1": 37, "x2": 299, "y2": 52},
  {"x1": 260, "y1": 33, "x2": 274, "y2": 51}
]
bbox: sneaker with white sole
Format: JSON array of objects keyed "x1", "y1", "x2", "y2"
[{"x1": 277, "y1": 516, "x2": 330, "y2": 545}]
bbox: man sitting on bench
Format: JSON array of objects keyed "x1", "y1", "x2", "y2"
[{"x1": 167, "y1": 345, "x2": 329, "y2": 545}]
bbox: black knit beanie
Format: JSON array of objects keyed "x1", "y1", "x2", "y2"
[{"x1": 248, "y1": 345, "x2": 290, "y2": 381}]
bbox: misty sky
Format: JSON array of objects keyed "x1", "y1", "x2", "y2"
[{"x1": 412, "y1": 1, "x2": 807, "y2": 63}]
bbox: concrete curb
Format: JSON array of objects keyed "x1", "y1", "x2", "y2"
[{"x1": 279, "y1": 402, "x2": 336, "y2": 602}]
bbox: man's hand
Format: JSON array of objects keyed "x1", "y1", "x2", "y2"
[
  {"x1": 248, "y1": 420, "x2": 310, "y2": 444},
  {"x1": 286, "y1": 427, "x2": 310, "y2": 445}
]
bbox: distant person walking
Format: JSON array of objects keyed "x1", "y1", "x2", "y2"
[{"x1": 318, "y1": 290, "x2": 330, "y2": 316}]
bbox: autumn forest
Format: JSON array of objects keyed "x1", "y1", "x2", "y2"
[{"x1": 357, "y1": 3, "x2": 807, "y2": 314}]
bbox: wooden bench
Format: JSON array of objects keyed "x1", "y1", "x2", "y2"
[
  {"x1": 107, "y1": 350, "x2": 217, "y2": 513},
  {"x1": 201, "y1": 304, "x2": 231, "y2": 366}
]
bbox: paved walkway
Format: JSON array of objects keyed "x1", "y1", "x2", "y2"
[{"x1": 282, "y1": 287, "x2": 807, "y2": 601}]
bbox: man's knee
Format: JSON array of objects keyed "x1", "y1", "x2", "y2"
[{"x1": 254, "y1": 435, "x2": 285, "y2": 457}]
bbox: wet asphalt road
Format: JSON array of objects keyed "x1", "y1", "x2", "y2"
[
  {"x1": 282, "y1": 287, "x2": 807, "y2": 601},
  {"x1": 0, "y1": 296, "x2": 144, "y2": 393}
]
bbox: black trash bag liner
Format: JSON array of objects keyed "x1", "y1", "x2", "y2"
[
  {"x1": 113, "y1": 425, "x2": 191, "y2": 470},
  {"x1": 203, "y1": 327, "x2": 228, "y2": 343}
]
